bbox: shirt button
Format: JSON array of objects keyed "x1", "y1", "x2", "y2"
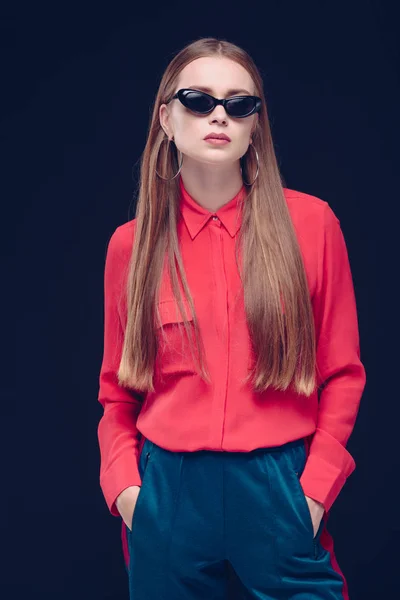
[{"x1": 212, "y1": 216, "x2": 218, "y2": 220}]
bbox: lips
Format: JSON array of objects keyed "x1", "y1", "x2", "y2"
[{"x1": 204, "y1": 133, "x2": 231, "y2": 141}]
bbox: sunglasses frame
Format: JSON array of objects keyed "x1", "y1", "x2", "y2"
[{"x1": 168, "y1": 88, "x2": 262, "y2": 118}]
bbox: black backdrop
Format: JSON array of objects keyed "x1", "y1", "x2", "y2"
[{"x1": 5, "y1": 1, "x2": 399, "y2": 598}]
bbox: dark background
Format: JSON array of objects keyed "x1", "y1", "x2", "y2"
[{"x1": 5, "y1": 1, "x2": 399, "y2": 598}]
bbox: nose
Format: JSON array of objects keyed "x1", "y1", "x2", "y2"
[{"x1": 208, "y1": 104, "x2": 228, "y2": 122}]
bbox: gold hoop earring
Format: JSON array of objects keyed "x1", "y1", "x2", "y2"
[
  {"x1": 240, "y1": 143, "x2": 259, "y2": 186},
  {"x1": 155, "y1": 136, "x2": 184, "y2": 181}
]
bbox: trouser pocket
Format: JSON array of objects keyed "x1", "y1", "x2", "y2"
[
  {"x1": 285, "y1": 440, "x2": 325, "y2": 559},
  {"x1": 127, "y1": 438, "x2": 154, "y2": 535},
  {"x1": 263, "y1": 439, "x2": 324, "y2": 560}
]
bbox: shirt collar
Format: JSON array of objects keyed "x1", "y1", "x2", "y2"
[{"x1": 178, "y1": 175, "x2": 247, "y2": 240}]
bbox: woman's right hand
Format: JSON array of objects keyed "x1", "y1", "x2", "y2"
[{"x1": 116, "y1": 485, "x2": 141, "y2": 531}]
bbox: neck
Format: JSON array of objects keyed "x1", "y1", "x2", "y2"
[{"x1": 179, "y1": 161, "x2": 243, "y2": 212}]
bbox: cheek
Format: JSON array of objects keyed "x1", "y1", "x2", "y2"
[
  {"x1": 237, "y1": 133, "x2": 254, "y2": 157},
  {"x1": 174, "y1": 116, "x2": 200, "y2": 145}
]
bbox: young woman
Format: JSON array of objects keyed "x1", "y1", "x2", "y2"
[{"x1": 97, "y1": 37, "x2": 366, "y2": 599}]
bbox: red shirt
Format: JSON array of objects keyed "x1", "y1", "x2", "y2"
[{"x1": 97, "y1": 176, "x2": 366, "y2": 517}]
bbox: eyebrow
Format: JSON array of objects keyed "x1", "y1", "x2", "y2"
[{"x1": 186, "y1": 85, "x2": 252, "y2": 96}]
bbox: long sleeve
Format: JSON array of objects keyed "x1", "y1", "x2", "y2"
[
  {"x1": 299, "y1": 202, "x2": 367, "y2": 513},
  {"x1": 97, "y1": 225, "x2": 145, "y2": 517}
]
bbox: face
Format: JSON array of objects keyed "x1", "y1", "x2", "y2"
[{"x1": 159, "y1": 57, "x2": 259, "y2": 168}]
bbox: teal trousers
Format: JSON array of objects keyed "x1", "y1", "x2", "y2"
[{"x1": 123, "y1": 436, "x2": 349, "y2": 599}]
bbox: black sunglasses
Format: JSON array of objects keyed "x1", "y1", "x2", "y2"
[{"x1": 168, "y1": 88, "x2": 262, "y2": 118}]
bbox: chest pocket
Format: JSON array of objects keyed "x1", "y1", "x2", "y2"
[{"x1": 155, "y1": 297, "x2": 197, "y2": 378}]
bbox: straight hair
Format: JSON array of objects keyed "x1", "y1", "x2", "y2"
[{"x1": 117, "y1": 37, "x2": 318, "y2": 397}]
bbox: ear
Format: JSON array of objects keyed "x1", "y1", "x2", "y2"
[{"x1": 159, "y1": 104, "x2": 172, "y2": 138}]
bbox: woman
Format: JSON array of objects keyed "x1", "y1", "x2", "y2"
[{"x1": 97, "y1": 37, "x2": 366, "y2": 599}]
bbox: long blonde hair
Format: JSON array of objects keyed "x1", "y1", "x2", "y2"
[{"x1": 117, "y1": 37, "x2": 318, "y2": 397}]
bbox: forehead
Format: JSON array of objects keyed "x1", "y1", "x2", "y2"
[{"x1": 177, "y1": 57, "x2": 254, "y2": 95}]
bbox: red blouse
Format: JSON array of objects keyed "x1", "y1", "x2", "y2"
[{"x1": 97, "y1": 176, "x2": 366, "y2": 517}]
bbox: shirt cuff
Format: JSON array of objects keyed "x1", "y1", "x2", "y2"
[
  {"x1": 100, "y1": 452, "x2": 143, "y2": 517},
  {"x1": 299, "y1": 427, "x2": 356, "y2": 513}
]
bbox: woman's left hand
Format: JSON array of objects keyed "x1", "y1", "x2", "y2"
[{"x1": 304, "y1": 495, "x2": 325, "y2": 537}]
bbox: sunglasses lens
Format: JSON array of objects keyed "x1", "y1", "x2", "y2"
[
  {"x1": 183, "y1": 91, "x2": 215, "y2": 113},
  {"x1": 226, "y1": 97, "x2": 256, "y2": 117}
]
